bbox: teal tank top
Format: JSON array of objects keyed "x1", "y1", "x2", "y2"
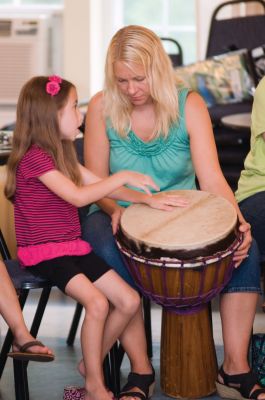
[{"x1": 90, "y1": 88, "x2": 195, "y2": 212}]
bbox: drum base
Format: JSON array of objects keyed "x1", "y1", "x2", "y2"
[{"x1": 160, "y1": 306, "x2": 218, "y2": 399}]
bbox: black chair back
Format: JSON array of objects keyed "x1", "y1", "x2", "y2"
[
  {"x1": 160, "y1": 37, "x2": 183, "y2": 67},
  {"x1": 206, "y1": 0, "x2": 265, "y2": 61}
]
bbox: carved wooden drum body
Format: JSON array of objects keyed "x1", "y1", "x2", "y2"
[{"x1": 116, "y1": 190, "x2": 241, "y2": 399}]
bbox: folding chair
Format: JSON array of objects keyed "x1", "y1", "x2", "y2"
[
  {"x1": 160, "y1": 37, "x2": 183, "y2": 67},
  {"x1": 205, "y1": 0, "x2": 265, "y2": 190},
  {"x1": 206, "y1": 0, "x2": 265, "y2": 60},
  {"x1": 0, "y1": 228, "x2": 121, "y2": 399},
  {"x1": 0, "y1": 229, "x2": 53, "y2": 400}
]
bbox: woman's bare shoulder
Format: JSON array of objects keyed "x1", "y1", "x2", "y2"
[
  {"x1": 186, "y1": 90, "x2": 206, "y2": 108},
  {"x1": 88, "y1": 91, "x2": 104, "y2": 112}
]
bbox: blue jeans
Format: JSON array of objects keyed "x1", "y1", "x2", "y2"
[
  {"x1": 81, "y1": 210, "x2": 261, "y2": 294},
  {"x1": 239, "y1": 191, "x2": 265, "y2": 259},
  {"x1": 81, "y1": 210, "x2": 136, "y2": 287}
]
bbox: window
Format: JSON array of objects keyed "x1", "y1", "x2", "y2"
[
  {"x1": 120, "y1": 0, "x2": 196, "y2": 65},
  {"x1": 0, "y1": 0, "x2": 63, "y2": 5}
]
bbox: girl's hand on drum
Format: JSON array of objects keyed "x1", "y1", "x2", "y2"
[
  {"x1": 111, "y1": 205, "x2": 125, "y2": 234},
  {"x1": 233, "y1": 222, "x2": 252, "y2": 267},
  {"x1": 147, "y1": 192, "x2": 189, "y2": 211},
  {"x1": 120, "y1": 171, "x2": 159, "y2": 195}
]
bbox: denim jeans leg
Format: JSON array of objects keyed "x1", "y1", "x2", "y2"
[
  {"x1": 222, "y1": 239, "x2": 261, "y2": 294},
  {"x1": 81, "y1": 210, "x2": 136, "y2": 288},
  {"x1": 239, "y1": 191, "x2": 265, "y2": 259}
]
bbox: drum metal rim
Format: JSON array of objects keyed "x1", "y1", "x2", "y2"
[{"x1": 116, "y1": 234, "x2": 242, "y2": 268}]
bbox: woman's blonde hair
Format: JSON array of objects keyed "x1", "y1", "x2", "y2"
[
  {"x1": 5, "y1": 76, "x2": 82, "y2": 201},
  {"x1": 104, "y1": 25, "x2": 180, "y2": 138}
]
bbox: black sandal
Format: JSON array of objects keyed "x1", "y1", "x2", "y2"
[
  {"x1": 216, "y1": 365, "x2": 265, "y2": 399},
  {"x1": 118, "y1": 366, "x2": 155, "y2": 399}
]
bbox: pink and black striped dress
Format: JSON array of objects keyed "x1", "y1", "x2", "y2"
[{"x1": 14, "y1": 144, "x2": 91, "y2": 267}]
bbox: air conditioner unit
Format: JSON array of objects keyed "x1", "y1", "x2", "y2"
[{"x1": 0, "y1": 15, "x2": 62, "y2": 105}]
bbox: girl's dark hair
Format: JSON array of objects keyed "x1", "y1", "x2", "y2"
[{"x1": 5, "y1": 76, "x2": 82, "y2": 201}]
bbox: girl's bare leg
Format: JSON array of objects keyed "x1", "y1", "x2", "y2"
[
  {"x1": 94, "y1": 270, "x2": 141, "y2": 352},
  {"x1": 78, "y1": 270, "x2": 153, "y2": 400},
  {"x1": 65, "y1": 273, "x2": 112, "y2": 400}
]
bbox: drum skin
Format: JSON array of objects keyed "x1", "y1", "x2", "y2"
[{"x1": 117, "y1": 190, "x2": 241, "y2": 398}]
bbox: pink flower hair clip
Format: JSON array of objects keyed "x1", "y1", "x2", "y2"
[{"x1": 46, "y1": 75, "x2": 62, "y2": 96}]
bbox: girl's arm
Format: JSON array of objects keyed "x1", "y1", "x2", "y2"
[
  {"x1": 186, "y1": 91, "x2": 251, "y2": 266},
  {"x1": 39, "y1": 167, "x2": 159, "y2": 208},
  {"x1": 40, "y1": 163, "x2": 188, "y2": 210},
  {"x1": 79, "y1": 162, "x2": 188, "y2": 207}
]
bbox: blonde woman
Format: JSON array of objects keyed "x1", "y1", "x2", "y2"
[{"x1": 82, "y1": 25, "x2": 265, "y2": 400}]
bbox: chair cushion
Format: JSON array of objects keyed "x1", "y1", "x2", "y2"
[
  {"x1": 3, "y1": 259, "x2": 52, "y2": 290},
  {"x1": 175, "y1": 49, "x2": 254, "y2": 109}
]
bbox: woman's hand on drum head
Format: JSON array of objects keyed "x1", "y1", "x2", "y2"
[
  {"x1": 146, "y1": 192, "x2": 189, "y2": 211},
  {"x1": 233, "y1": 222, "x2": 252, "y2": 267}
]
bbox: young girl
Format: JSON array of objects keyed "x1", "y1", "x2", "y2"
[{"x1": 5, "y1": 76, "x2": 186, "y2": 400}]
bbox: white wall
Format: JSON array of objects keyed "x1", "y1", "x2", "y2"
[
  {"x1": 63, "y1": 0, "x2": 90, "y2": 101},
  {"x1": 63, "y1": 0, "x2": 118, "y2": 101}
]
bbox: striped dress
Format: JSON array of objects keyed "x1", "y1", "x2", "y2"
[{"x1": 14, "y1": 144, "x2": 91, "y2": 267}]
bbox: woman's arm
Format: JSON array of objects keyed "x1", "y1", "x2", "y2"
[
  {"x1": 186, "y1": 92, "x2": 251, "y2": 265},
  {"x1": 84, "y1": 92, "x2": 120, "y2": 216}
]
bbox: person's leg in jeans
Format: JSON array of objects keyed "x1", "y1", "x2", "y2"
[
  {"x1": 239, "y1": 191, "x2": 265, "y2": 259},
  {"x1": 217, "y1": 240, "x2": 265, "y2": 398},
  {"x1": 81, "y1": 210, "x2": 135, "y2": 287}
]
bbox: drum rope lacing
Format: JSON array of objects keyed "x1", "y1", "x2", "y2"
[{"x1": 117, "y1": 235, "x2": 242, "y2": 315}]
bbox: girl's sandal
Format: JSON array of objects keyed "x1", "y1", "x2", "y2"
[
  {"x1": 8, "y1": 340, "x2": 54, "y2": 362},
  {"x1": 216, "y1": 365, "x2": 265, "y2": 400},
  {"x1": 118, "y1": 367, "x2": 155, "y2": 400}
]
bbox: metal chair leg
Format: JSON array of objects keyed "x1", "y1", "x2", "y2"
[
  {"x1": 143, "y1": 297, "x2": 153, "y2": 358},
  {"x1": 103, "y1": 354, "x2": 111, "y2": 390},
  {"x1": 13, "y1": 360, "x2": 29, "y2": 400},
  {"x1": 0, "y1": 287, "x2": 52, "y2": 400},
  {"x1": 109, "y1": 342, "x2": 121, "y2": 396},
  {"x1": 12, "y1": 288, "x2": 52, "y2": 400},
  {"x1": 30, "y1": 287, "x2": 52, "y2": 337},
  {"x1": 66, "y1": 302, "x2": 83, "y2": 346}
]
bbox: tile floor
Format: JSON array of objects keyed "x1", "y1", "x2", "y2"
[{"x1": 0, "y1": 288, "x2": 265, "y2": 399}]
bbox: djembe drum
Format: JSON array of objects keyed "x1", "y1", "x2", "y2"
[{"x1": 116, "y1": 190, "x2": 241, "y2": 399}]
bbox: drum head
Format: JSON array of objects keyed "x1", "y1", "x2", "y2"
[{"x1": 119, "y1": 190, "x2": 237, "y2": 259}]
